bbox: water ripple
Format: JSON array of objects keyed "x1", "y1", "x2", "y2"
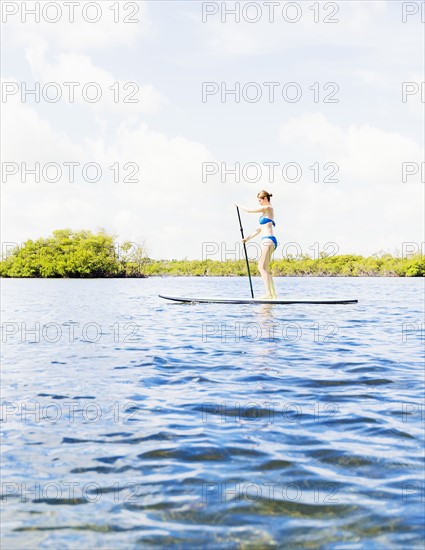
[{"x1": 2, "y1": 277, "x2": 424, "y2": 548}]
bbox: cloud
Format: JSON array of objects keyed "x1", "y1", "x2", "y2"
[
  {"x1": 1, "y1": 96, "x2": 217, "y2": 258},
  {"x1": 279, "y1": 112, "x2": 424, "y2": 186},
  {"x1": 272, "y1": 112, "x2": 424, "y2": 255},
  {"x1": 403, "y1": 73, "x2": 425, "y2": 118},
  {"x1": 2, "y1": 78, "x2": 84, "y2": 163},
  {"x1": 276, "y1": 180, "x2": 423, "y2": 257},
  {"x1": 2, "y1": 0, "x2": 151, "y2": 52},
  {"x1": 23, "y1": 41, "x2": 167, "y2": 115},
  {"x1": 279, "y1": 112, "x2": 346, "y2": 155},
  {"x1": 200, "y1": 1, "x2": 393, "y2": 57}
]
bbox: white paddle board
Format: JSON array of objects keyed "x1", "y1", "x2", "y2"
[{"x1": 159, "y1": 295, "x2": 358, "y2": 305}]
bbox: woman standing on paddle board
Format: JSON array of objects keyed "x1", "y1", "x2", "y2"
[{"x1": 235, "y1": 190, "x2": 277, "y2": 299}]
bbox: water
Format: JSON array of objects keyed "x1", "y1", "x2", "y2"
[{"x1": 1, "y1": 277, "x2": 424, "y2": 549}]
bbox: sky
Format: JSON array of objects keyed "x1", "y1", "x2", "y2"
[{"x1": 1, "y1": 0, "x2": 424, "y2": 260}]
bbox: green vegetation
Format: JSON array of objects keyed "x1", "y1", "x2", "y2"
[
  {"x1": 1, "y1": 230, "x2": 423, "y2": 277},
  {"x1": 0, "y1": 229, "x2": 148, "y2": 278},
  {"x1": 142, "y1": 254, "x2": 424, "y2": 277}
]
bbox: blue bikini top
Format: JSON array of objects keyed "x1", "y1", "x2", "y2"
[{"x1": 259, "y1": 216, "x2": 276, "y2": 227}]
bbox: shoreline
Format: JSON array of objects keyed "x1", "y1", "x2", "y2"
[{"x1": 1, "y1": 272, "x2": 423, "y2": 279}]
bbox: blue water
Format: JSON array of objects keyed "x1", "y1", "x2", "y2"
[{"x1": 1, "y1": 277, "x2": 424, "y2": 549}]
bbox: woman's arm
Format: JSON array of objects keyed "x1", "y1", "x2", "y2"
[
  {"x1": 235, "y1": 203, "x2": 265, "y2": 214},
  {"x1": 242, "y1": 228, "x2": 261, "y2": 243}
]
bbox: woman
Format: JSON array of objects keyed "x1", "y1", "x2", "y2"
[{"x1": 235, "y1": 190, "x2": 277, "y2": 299}]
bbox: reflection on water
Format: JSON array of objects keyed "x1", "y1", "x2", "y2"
[{"x1": 1, "y1": 277, "x2": 424, "y2": 549}]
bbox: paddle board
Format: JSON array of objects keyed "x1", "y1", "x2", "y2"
[{"x1": 159, "y1": 295, "x2": 358, "y2": 305}]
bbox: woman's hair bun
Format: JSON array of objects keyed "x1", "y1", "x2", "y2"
[{"x1": 257, "y1": 190, "x2": 272, "y2": 200}]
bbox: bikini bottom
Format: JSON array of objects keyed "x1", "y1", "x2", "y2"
[{"x1": 262, "y1": 236, "x2": 278, "y2": 250}]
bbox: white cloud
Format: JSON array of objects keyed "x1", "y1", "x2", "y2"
[
  {"x1": 350, "y1": 70, "x2": 393, "y2": 90},
  {"x1": 24, "y1": 41, "x2": 167, "y2": 115},
  {"x1": 404, "y1": 73, "x2": 425, "y2": 118},
  {"x1": 272, "y1": 112, "x2": 424, "y2": 255},
  {"x1": 200, "y1": 1, "x2": 393, "y2": 57},
  {"x1": 3, "y1": 0, "x2": 151, "y2": 52},
  {"x1": 2, "y1": 78, "x2": 84, "y2": 163},
  {"x1": 277, "y1": 180, "x2": 423, "y2": 257},
  {"x1": 280, "y1": 113, "x2": 424, "y2": 186},
  {"x1": 280, "y1": 112, "x2": 346, "y2": 155},
  {"x1": 1, "y1": 97, "x2": 217, "y2": 258}
]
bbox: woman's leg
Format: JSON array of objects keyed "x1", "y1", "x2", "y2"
[
  {"x1": 268, "y1": 246, "x2": 277, "y2": 299},
  {"x1": 258, "y1": 242, "x2": 275, "y2": 298},
  {"x1": 269, "y1": 267, "x2": 277, "y2": 299}
]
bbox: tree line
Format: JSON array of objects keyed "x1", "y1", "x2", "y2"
[{"x1": 1, "y1": 229, "x2": 423, "y2": 277}]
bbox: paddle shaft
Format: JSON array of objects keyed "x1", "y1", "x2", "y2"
[{"x1": 236, "y1": 206, "x2": 254, "y2": 298}]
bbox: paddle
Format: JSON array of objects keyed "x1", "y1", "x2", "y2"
[{"x1": 236, "y1": 206, "x2": 254, "y2": 298}]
